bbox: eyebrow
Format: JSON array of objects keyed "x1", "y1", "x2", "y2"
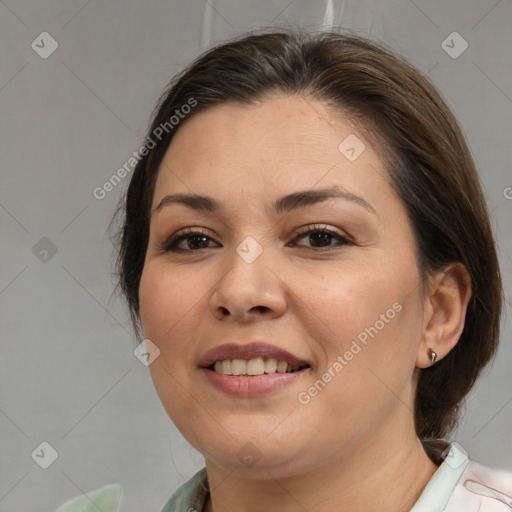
[{"x1": 153, "y1": 186, "x2": 376, "y2": 216}]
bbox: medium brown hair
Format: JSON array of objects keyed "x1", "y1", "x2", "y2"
[{"x1": 113, "y1": 29, "x2": 502, "y2": 441}]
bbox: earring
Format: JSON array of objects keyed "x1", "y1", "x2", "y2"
[{"x1": 427, "y1": 348, "x2": 437, "y2": 366}]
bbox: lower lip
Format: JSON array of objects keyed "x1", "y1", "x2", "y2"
[{"x1": 201, "y1": 368, "x2": 309, "y2": 397}]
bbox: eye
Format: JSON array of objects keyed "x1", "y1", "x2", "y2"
[
  {"x1": 159, "y1": 224, "x2": 352, "y2": 253},
  {"x1": 159, "y1": 228, "x2": 221, "y2": 252},
  {"x1": 290, "y1": 224, "x2": 353, "y2": 250}
]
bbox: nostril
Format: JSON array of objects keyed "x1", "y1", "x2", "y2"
[{"x1": 251, "y1": 305, "x2": 270, "y2": 314}]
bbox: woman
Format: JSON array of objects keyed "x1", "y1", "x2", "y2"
[{"x1": 58, "y1": 29, "x2": 511, "y2": 512}]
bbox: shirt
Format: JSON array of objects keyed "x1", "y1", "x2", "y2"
[{"x1": 56, "y1": 443, "x2": 512, "y2": 511}]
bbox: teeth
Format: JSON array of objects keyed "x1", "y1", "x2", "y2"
[
  {"x1": 247, "y1": 357, "x2": 265, "y2": 375},
  {"x1": 264, "y1": 358, "x2": 277, "y2": 373},
  {"x1": 277, "y1": 361, "x2": 288, "y2": 373},
  {"x1": 231, "y1": 359, "x2": 247, "y2": 376},
  {"x1": 221, "y1": 360, "x2": 232, "y2": 374},
  {"x1": 211, "y1": 358, "x2": 307, "y2": 376}
]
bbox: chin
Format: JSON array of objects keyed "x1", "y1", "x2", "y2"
[{"x1": 187, "y1": 423, "x2": 312, "y2": 476}]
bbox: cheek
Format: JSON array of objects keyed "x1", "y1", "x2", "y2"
[
  {"x1": 139, "y1": 266, "x2": 171, "y2": 340},
  {"x1": 296, "y1": 258, "x2": 422, "y2": 396},
  {"x1": 138, "y1": 262, "x2": 214, "y2": 386},
  {"x1": 295, "y1": 260, "x2": 411, "y2": 354},
  {"x1": 139, "y1": 262, "x2": 205, "y2": 340},
  {"x1": 139, "y1": 263, "x2": 207, "y2": 429}
]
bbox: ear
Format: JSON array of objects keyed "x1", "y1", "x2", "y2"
[{"x1": 416, "y1": 263, "x2": 472, "y2": 368}]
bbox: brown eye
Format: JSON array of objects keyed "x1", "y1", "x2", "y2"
[
  {"x1": 291, "y1": 225, "x2": 353, "y2": 250},
  {"x1": 160, "y1": 229, "x2": 221, "y2": 252}
]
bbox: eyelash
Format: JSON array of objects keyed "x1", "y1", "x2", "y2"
[{"x1": 159, "y1": 224, "x2": 353, "y2": 253}]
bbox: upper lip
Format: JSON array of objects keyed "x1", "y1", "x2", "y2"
[{"x1": 198, "y1": 342, "x2": 309, "y2": 368}]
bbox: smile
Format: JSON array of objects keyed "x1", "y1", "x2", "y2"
[
  {"x1": 199, "y1": 341, "x2": 311, "y2": 396},
  {"x1": 211, "y1": 358, "x2": 310, "y2": 376},
  {"x1": 202, "y1": 365, "x2": 310, "y2": 397}
]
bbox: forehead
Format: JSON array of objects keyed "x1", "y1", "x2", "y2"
[
  {"x1": 165, "y1": 94, "x2": 362, "y2": 163},
  {"x1": 153, "y1": 94, "x2": 393, "y2": 213}
]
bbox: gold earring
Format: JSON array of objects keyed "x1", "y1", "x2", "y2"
[{"x1": 427, "y1": 348, "x2": 437, "y2": 365}]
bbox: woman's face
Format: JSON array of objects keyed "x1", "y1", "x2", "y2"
[{"x1": 139, "y1": 94, "x2": 428, "y2": 476}]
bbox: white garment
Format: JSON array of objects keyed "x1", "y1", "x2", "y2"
[
  {"x1": 56, "y1": 443, "x2": 512, "y2": 511},
  {"x1": 411, "y1": 443, "x2": 512, "y2": 511}
]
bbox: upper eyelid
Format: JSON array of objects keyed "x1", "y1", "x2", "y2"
[
  {"x1": 169, "y1": 224, "x2": 346, "y2": 240},
  {"x1": 294, "y1": 224, "x2": 346, "y2": 236}
]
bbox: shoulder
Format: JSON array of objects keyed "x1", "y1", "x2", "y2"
[
  {"x1": 56, "y1": 484, "x2": 122, "y2": 512},
  {"x1": 446, "y1": 460, "x2": 512, "y2": 511},
  {"x1": 160, "y1": 468, "x2": 209, "y2": 512},
  {"x1": 54, "y1": 469, "x2": 208, "y2": 512}
]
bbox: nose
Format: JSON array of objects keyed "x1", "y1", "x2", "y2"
[{"x1": 209, "y1": 243, "x2": 288, "y2": 323}]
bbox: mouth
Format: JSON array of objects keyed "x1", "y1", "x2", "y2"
[
  {"x1": 208, "y1": 358, "x2": 310, "y2": 376},
  {"x1": 198, "y1": 341, "x2": 310, "y2": 372},
  {"x1": 198, "y1": 342, "x2": 311, "y2": 396}
]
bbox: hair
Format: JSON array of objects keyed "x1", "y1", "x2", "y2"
[{"x1": 112, "y1": 29, "x2": 502, "y2": 442}]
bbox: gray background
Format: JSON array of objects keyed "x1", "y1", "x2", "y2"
[{"x1": 1, "y1": 0, "x2": 511, "y2": 510}]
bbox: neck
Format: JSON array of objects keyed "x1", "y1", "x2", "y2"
[{"x1": 204, "y1": 418, "x2": 438, "y2": 512}]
